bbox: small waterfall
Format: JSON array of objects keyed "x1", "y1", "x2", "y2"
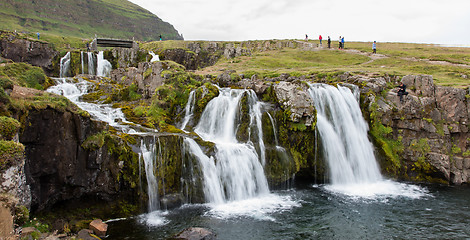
[
  {"x1": 87, "y1": 52, "x2": 95, "y2": 75},
  {"x1": 149, "y1": 51, "x2": 160, "y2": 62},
  {"x1": 179, "y1": 90, "x2": 196, "y2": 131},
  {"x1": 193, "y1": 88, "x2": 269, "y2": 202},
  {"x1": 80, "y1": 52, "x2": 85, "y2": 75},
  {"x1": 97, "y1": 51, "x2": 112, "y2": 77},
  {"x1": 247, "y1": 92, "x2": 266, "y2": 165},
  {"x1": 267, "y1": 112, "x2": 279, "y2": 145},
  {"x1": 140, "y1": 138, "x2": 160, "y2": 212},
  {"x1": 307, "y1": 83, "x2": 382, "y2": 185},
  {"x1": 59, "y1": 52, "x2": 71, "y2": 78}
]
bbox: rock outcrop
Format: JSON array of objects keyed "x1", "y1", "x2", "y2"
[
  {"x1": 274, "y1": 81, "x2": 315, "y2": 126},
  {"x1": 0, "y1": 31, "x2": 58, "y2": 75},
  {"x1": 111, "y1": 61, "x2": 165, "y2": 99},
  {"x1": 19, "y1": 107, "x2": 139, "y2": 212},
  {"x1": 365, "y1": 75, "x2": 470, "y2": 184}
]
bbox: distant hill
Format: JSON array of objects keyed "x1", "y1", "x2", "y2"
[{"x1": 0, "y1": 0, "x2": 183, "y2": 41}]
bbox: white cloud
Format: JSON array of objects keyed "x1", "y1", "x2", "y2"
[{"x1": 129, "y1": 0, "x2": 470, "y2": 44}]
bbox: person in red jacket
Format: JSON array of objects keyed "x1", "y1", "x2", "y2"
[{"x1": 319, "y1": 35, "x2": 323, "y2": 46}]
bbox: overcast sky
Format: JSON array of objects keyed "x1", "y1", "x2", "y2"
[{"x1": 129, "y1": 0, "x2": 470, "y2": 45}]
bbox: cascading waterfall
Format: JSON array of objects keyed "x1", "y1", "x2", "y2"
[
  {"x1": 59, "y1": 52, "x2": 71, "y2": 78},
  {"x1": 87, "y1": 52, "x2": 96, "y2": 75},
  {"x1": 97, "y1": 51, "x2": 112, "y2": 77},
  {"x1": 192, "y1": 88, "x2": 270, "y2": 202},
  {"x1": 47, "y1": 78, "x2": 131, "y2": 130},
  {"x1": 308, "y1": 83, "x2": 382, "y2": 185}
]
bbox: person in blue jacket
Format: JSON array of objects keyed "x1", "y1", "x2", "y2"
[
  {"x1": 372, "y1": 41, "x2": 377, "y2": 54},
  {"x1": 341, "y1": 36, "x2": 345, "y2": 49}
]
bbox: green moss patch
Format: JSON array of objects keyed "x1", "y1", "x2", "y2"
[
  {"x1": 0, "y1": 116, "x2": 20, "y2": 140},
  {"x1": 0, "y1": 140, "x2": 25, "y2": 170}
]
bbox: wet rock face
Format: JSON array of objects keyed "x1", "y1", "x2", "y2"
[
  {"x1": 371, "y1": 75, "x2": 470, "y2": 184},
  {"x1": 19, "y1": 108, "x2": 125, "y2": 212},
  {"x1": 0, "y1": 32, "x2": 58, "y2": 75}
]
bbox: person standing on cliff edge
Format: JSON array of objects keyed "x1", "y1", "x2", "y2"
[
  {"x1": 372, "y1": 41, "x2": 377, "y2": 54},
  {"x1": 327, "y1": 36, "x2": 331, "y2": 48},
  {"x1": 319, "y1": 35, "x2": 323, "y2": 46},
  {"x1": 305, "y1": 34, "x2": 308, "y2": 42}
]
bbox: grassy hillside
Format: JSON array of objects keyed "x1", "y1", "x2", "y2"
[
  {"x1": 188, "y1": 40, "x2": 470, "y2": 88},
  {"x1": 0, "y1": 0, "x2": 182, "y2": 41}
]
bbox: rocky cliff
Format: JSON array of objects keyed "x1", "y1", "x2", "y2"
[
  {"x1": 18, "y1": 107, "x2": 149, "y2": 215},
  {"x1": 0, "y1": 31, "x2": 58, "y2": 75},
  {"x1": 364, "y1": 75, "x2": 470, "y2": 184}
]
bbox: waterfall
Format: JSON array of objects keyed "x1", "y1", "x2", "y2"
[
  {"x1": 267, "y1": 112, "x2": 279, "y2": 146},
  {"x1": 179, "y1": 90, "x2": 196, "y2": 131},
  {"x1": 140, "y1": 138, "x2": 160, "y2": 212},
  {"x1": 307, "y1": 83, "x2": 382, "y2": 185},
  {"x1": 193, "y1": 88, "x2": 269, "y2": 202},
  {"x1": 184, "y1": 138, "x2": 225, "y2": 204},
  {"x1": 97, "y1": 51, "x2": 112, "y2": 77},
  {"x1": 149, "y1": 51, "x2": 160, "y2": 62},
  {"x1": 87, "y1": 52, "x2": 95, "y2": 75},
  {"x1": 81, "y1": 52, "x2": 84, "y2": 75},
  {"x1": 248, "y1": 92, "x2": 266, "y2": 165},
  {"x1": 59, "y1": 52, "x2": 71, "y2": 78}
]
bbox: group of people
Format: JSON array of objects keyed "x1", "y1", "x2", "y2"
[
  {"x1": 306, "y1": 34, "x2": 379, "y2": 54},
  {"x1": 305, "y1": 34, "x2": 346, "y2": 49}
]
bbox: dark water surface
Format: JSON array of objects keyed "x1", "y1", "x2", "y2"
[{"x1": 107, "y1": 183, "x2": 470, "y2": 239}]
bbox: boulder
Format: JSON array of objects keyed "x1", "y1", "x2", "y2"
[
  {"x1": 89, "y1": 219, "x2": 107, "y2": 237},
  {"x1": 77, "y1": 229, "x2": 99, "y2": 240},
  {"x1": 172, "y1": 227, "x2": 216, "y2": 240}
]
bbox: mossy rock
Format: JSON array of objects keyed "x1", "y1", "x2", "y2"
[
  {"x1": 0, "y1": 116, "x2": 20, "y2": 140},
  {"x1": 0, "y1": 62, "x2": 53, "y2": 90},
  {"x1": 0, "y1": 140, "x2": 25, "y2": 171}
]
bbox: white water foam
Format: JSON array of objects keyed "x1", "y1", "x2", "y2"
[
  {"x1": 323, "y1": 180, "x2": 430, "y2": 200},
  {"x1": 206, "y1": 194, "x2": 300, "y2": 221},
  {"x1": 140, "y1": 211, "x2": 169, "y2": 227}
]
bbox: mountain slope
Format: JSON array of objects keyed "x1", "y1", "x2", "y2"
[{"x1": 0, "y1": 0, "x2": 183, "y2": 41}]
